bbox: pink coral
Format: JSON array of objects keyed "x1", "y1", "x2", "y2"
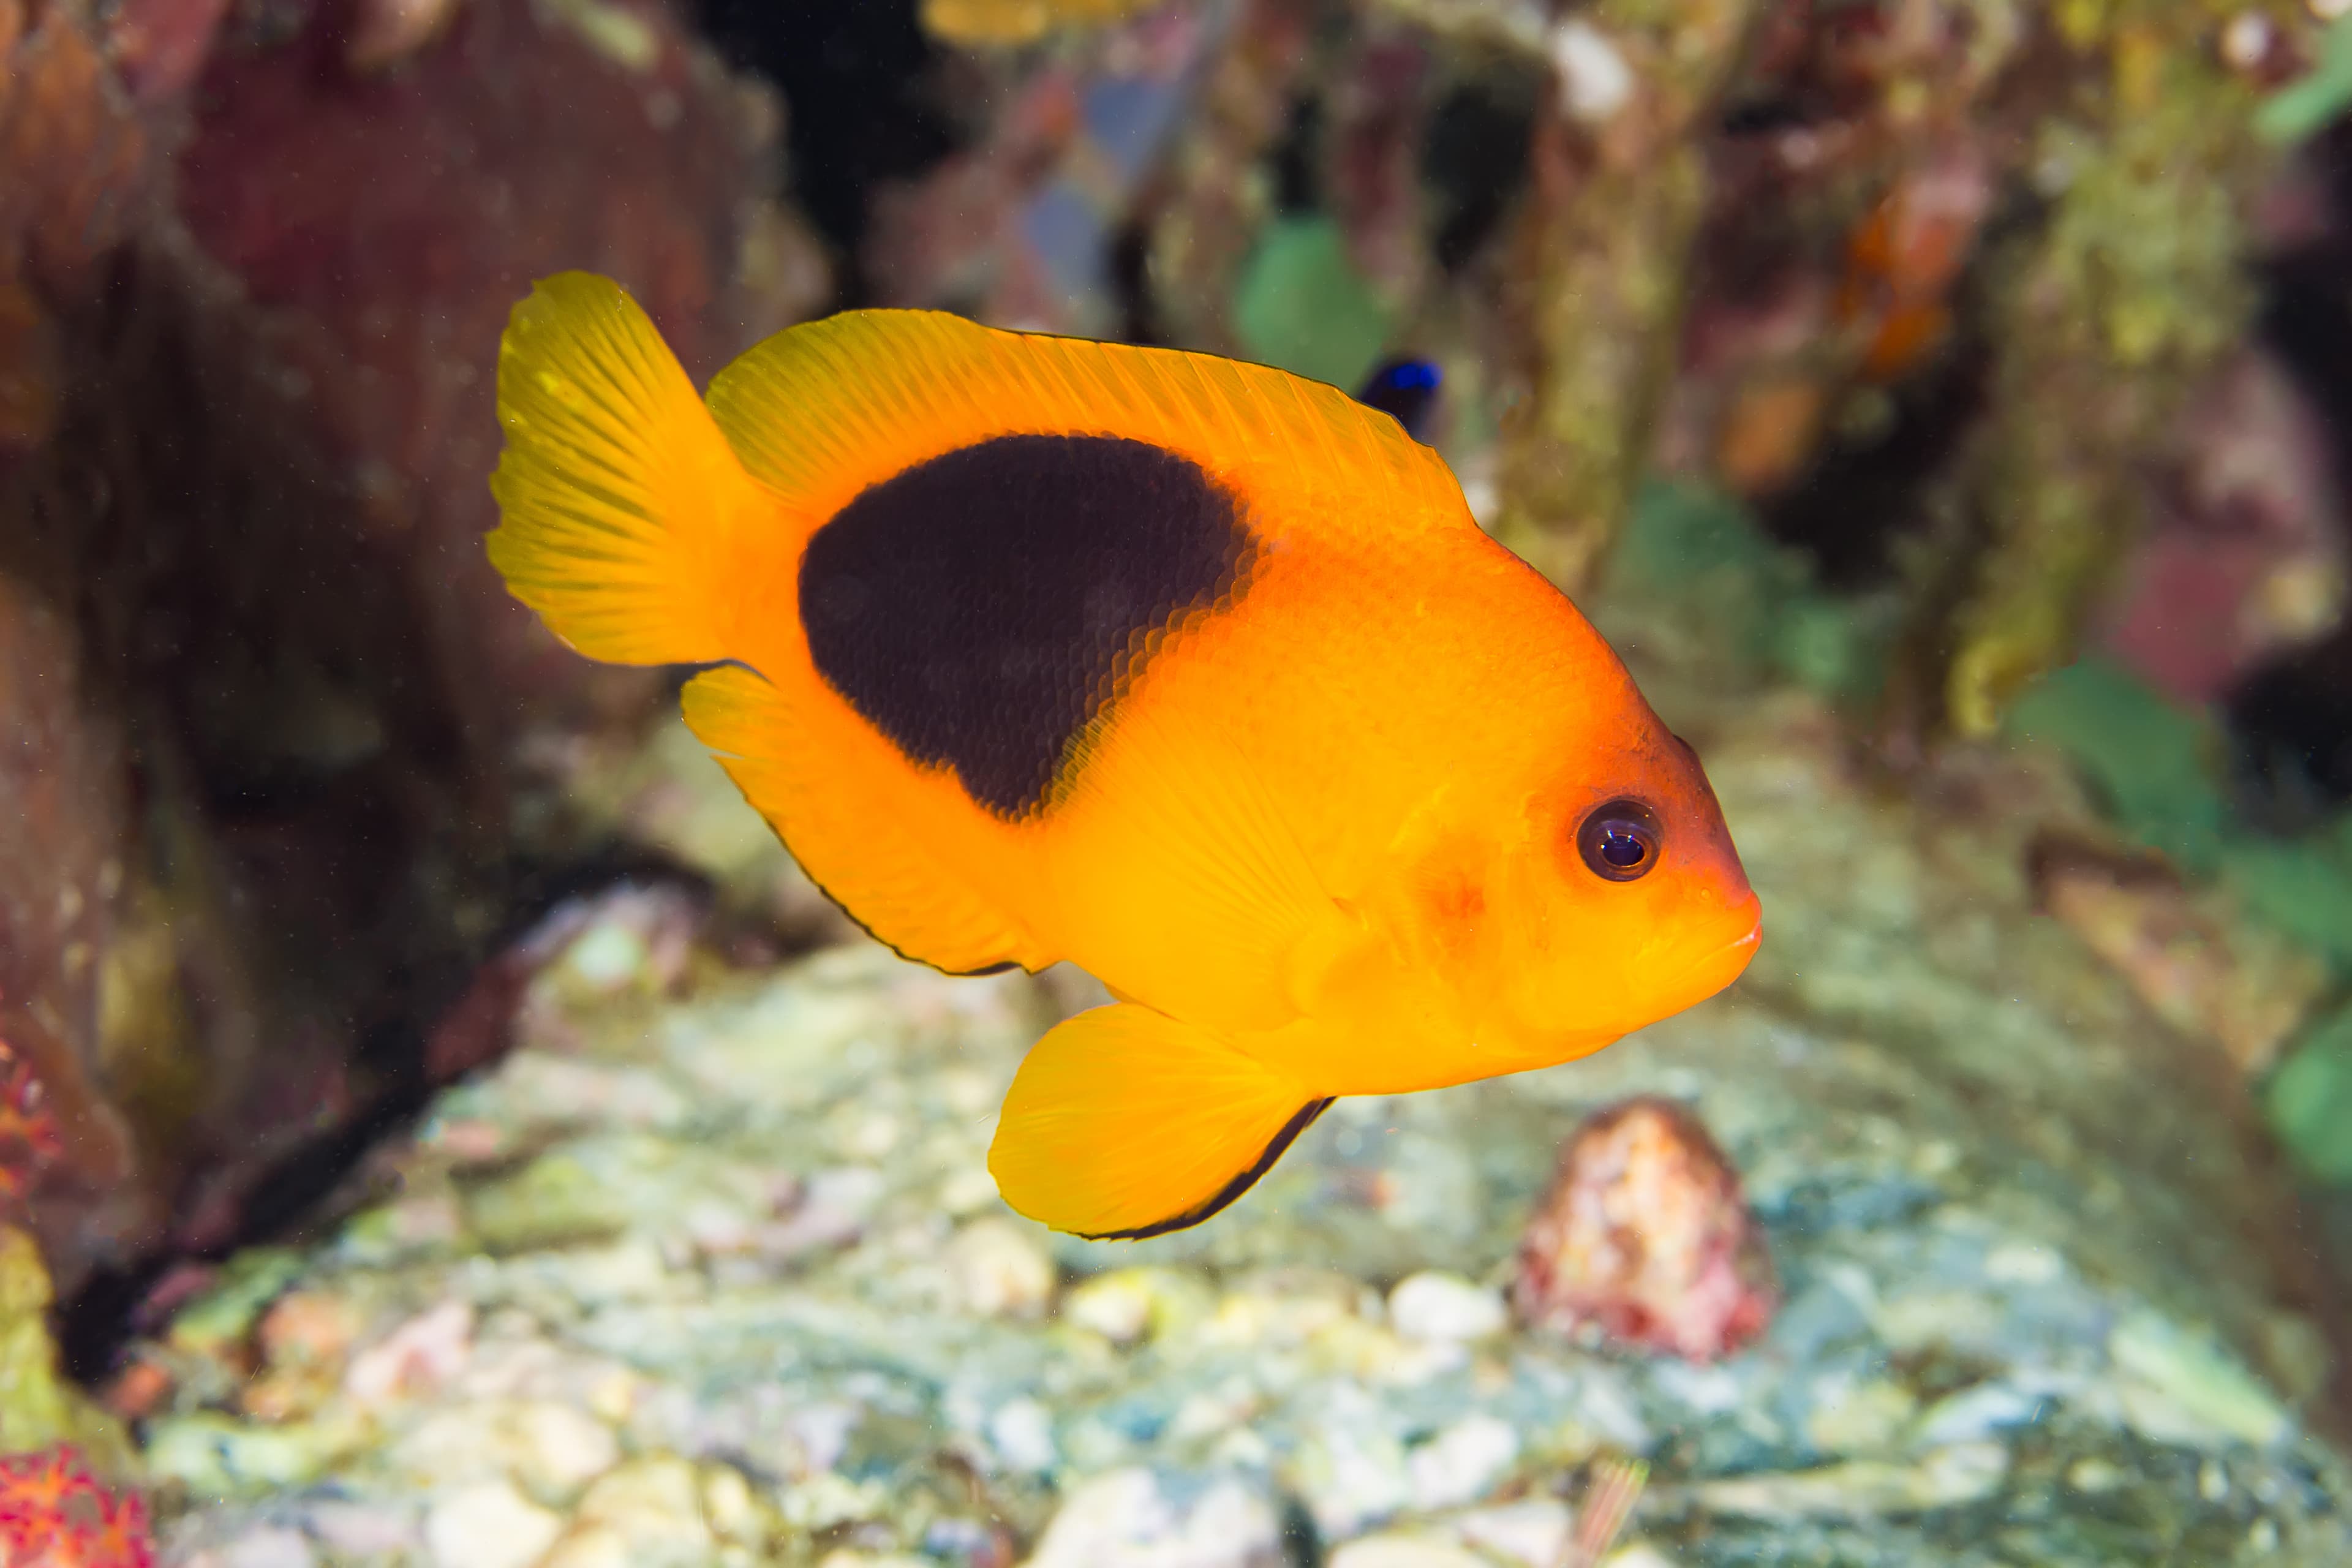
[
  {"x1": 0, "y1": 1029, "x2": 61, "y2": 1205},
  {"x1": 2093, "y1": 349, "x2": 2346, "y2": 706},
  {"x1": 1513, "y1": 1096, "x2": 1775, "y2": 1361},
  {"x1": 0, "y1": 1446, "x2": 153, "y2": 1568}
]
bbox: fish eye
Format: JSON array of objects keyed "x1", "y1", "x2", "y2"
[{"x1": 1577, "y1": 798, "x2": 1661, "y2": 883}]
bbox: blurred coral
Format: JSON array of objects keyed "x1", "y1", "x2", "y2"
[
  {"x1": 1513, "y1": 1096, "x2": 1775, "y2": 1362},
  {"x1": 343, "y1": 0, "x2": 466, "y2": 74},
  {"x1": 0, "y1": 1033, "x2": 62, "y2": 1205},
  {"x1": 870, "y1": 3, "x2": 1216, "y2": 333},
  {"x1": 173, "y1": 0, "x2": 812, "y2": 757},
  {"x1": 1489, "y1": 0, "x2": 1756, "y2": 595},
  {"x1": 2027, "y1": 831, "x2": 2328, "y2": 1077},
  {"x1": 2270, "y1": 1003, "x2": 2352, "y2": 1185},
  {"x1": 0, "y1": 571, "x2": 151, "y2": 1265},
  {"x1": 1933, "y1": 17, "x2": 2277, "y2": 737},
  {"x1": 0, "y1": 0, "x2": 155, "y2": 287},
  {"x1": 0, "y1": 1446, "x2": 151, "y2": 1568},
  {"x1": 1834, "y1": 144, "x2": 1988, "y2": 386},
  {"x1": 101, "y1": 0, "x2": 230, "y2": 105},
  {"x1": 1143, "y1": 0, "x2": 1317, "y2": 353},
  {"x1": 426, "y1": 881, "x2": 708, "y2": 1082},
  {"x1": 2095, "y1": 349, "x2": 2347, "y2": 707},
  {"x1": 891, "y1": 0, "x2": 2342, "y2": 753},
  {"x1": 921, "y1": 0, "x2": 1165, "y2": 48},
  {"x1": 1325, "y1": 30, "x2": 1430, "y2": 303},
  {"x1": 0, "y1": 1227, "x2": 134, "y2": 1481},
  {"x1": 0, "y1": 0, "x2": 827, "y2": 1308}
]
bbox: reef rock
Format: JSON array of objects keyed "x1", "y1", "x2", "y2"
[
  {"x1": 0, "y1": 0, "x2": 826, "y2": 1295},
  {"x1": 1512, "y1": 1096, "x2": 1776, "y2": 1362},
  {"x1": 127, "y1": 663, "x2": 2352, "y2": 1566}
]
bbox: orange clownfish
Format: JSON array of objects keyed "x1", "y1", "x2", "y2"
[{"x1": 486, "y1": 274, "x2": 1762, "y2": 1240}]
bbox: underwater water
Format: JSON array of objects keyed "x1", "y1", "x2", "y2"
[{"x1": 4, "y1": 0, "x2": 2352, "y2": 1564}]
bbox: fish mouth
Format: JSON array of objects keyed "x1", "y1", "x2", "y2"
[
  {"x1": 1562, "y1": 908, "x2": 1762, "y2": 1042},
  {"x1": 1665, "y1": 907, "x2": 1762, "y2": 1004}
]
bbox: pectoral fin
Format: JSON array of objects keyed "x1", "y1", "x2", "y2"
[{"x1": 989, "y1": 1004, "x2": 1332, "y2": 1239}]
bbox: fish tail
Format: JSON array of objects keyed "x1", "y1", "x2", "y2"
[{"x1": 486, "y1": 273, "x2": 780, "y2": 666}]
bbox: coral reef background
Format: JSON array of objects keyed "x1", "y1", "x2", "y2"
[{"x1": 4, "y1": 0, "x2": 2352, "y2": 1562}]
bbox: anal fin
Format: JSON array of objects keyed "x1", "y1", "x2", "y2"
[{"x1": 989, "y1": 1003, "x2": 1332, "y2": 1238}]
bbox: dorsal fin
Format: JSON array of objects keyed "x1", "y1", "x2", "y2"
[{"x1": 699, "y1": 308, "x2": 1469, "y2": 567}]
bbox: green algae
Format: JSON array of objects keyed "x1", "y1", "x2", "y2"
[
  {"x1": 2002, "y1": 660, "x2": 2229, "y2": 873},
  {"x1": 1996, "y1": 658, "x2": 2352, "y2": 1184},
  {"x1": 2268, "y1": 1005, "x2": 2352, "y2": 1185},
  {"x1": 143, "y1": 1411, "x2": 355, "y2": 1494},
  {"x1": 1941, "y1": 19, "x2": 2270, "y2": 739},
  {"x1": 1603, "y1": 477, "x2": 1898, "y2": 704},
  {"x1": 2002, "y1": 658, "x2": 2352, "y2": 974},
  {"x1": 0, "y1": 1226, "x2": 134, "y2": 1474},
  {"x1": 2108, "y1": 1308, "x2": 2291, "y2": 1449},
  {"x1": 464, "y1": 1150, "x2": 641, "y2": 1254},
  {"x1": 2228, "y1": 831, "x2": 2352, "y2": 972},
  {"x1": 1232, "y1": 216, "x2": 1393, "y2": 394},
  {"x1": 1608, "y1": 479, "x2": 1801, "y2": 633},
  {"x1": 1488, "y1": 0, "x2": 1755, "y2": 596},
  {"x1": 165, "y1": 1248, "x2": 306, "y2": 1359},
  {"x1": 2256, "y1": 15, "x2": 2352, "y2": 146}
]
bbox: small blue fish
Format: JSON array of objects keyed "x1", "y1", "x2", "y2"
[{"x1": 1355, "y1": 357, "x2": 1444, "y2": 442}]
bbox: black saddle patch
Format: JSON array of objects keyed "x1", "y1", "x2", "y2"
[{"x1": 799, "y1": 433, "x2": 1256, "y2": 816}]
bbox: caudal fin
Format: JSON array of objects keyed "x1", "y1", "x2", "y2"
[{"x1": 486, "y1": 273, "x2": 780, "y2": 665}]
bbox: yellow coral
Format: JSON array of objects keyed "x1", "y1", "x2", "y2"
[{"x1": 921, "y1": 0, "x2": 1161, "y2": 47}]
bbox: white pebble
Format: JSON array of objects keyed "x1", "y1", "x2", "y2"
[
  {"x1": 1550, "y1": 19, "x2": 1634, "y2": 123},
  {"x1": 390, "y1": 1399, "x2": 618, "y2": 1498},
  {"x1": 540, "y1": 1525, "x2": 630, "y2": 1568},
  {"x1": 221, "y1": 1527, "x2": 317, "y2": 1568},
  {"x1": 304, "y1": 1502, "x2": 418, "y2": 1558},
  {"x1": 516, "y1": 1401, "x2": 622, "y2": 1493},
  {"x1": 703, "y1": 1464, "x2": 758, "y2": 1537},
  {"x1": 575, "y1": 1455, "x2": 713, "y2": 1553},
  {"x1": 1329, "y1": 1535, "x2": 1489, "y2": 1568},
  {"x1": 944, "y1": 1216, "x2": 1056, "y2": 1318},
  {"x1": 1023, "y1": 1468, "x2": 1281, "y2": 1568},
  {"x1": 1406, "y1": 1412, "x2": 1520, "y2": 1511},
  {"x1": 423, "y1": 1481, "x2": 563, "y2": 1568},
  {"x1": 2222, "y1": 11, "x2": 2274, "y2": 69},
  {"x1": 1065, "y1": 1271, "x2": 1155, "y2": 1344},
  {"x1": 989, "y1": 1396, "x2": 1059, "y2": 1472},
  {"x1": 1452, "y1": 1499, "x2": 1570, "y2": 1568},
  {"x1": 563, "y1": 921, "x2": 649, "y2": 990},
  {"x1": 1295, "y1": 1419, "x2": 1415, "y2": 1537},
  {"x1": 1387, "y1": 1271, "x2": 1507, "y2": 1344},
  {"x1": 1983, "y1": 1243, "x2": 2061, "y2": 1285},
  {"x1": 1600, "y1": 1548, "x2": 1683, "y2": 1568},
  {"x1": 346, "y1": 1300, "x2": 474, "y2": 1404},
  {"x1": 806, "y1": 1165, "x2": 886, "y2": 1216},
  {"x1": 938, "y1": 1164, "x2": 1000, "y2": 1215}
]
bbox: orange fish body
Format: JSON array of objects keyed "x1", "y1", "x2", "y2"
[{"x1": 486, "y1": 274, "x2": 1762, "y2": 1239}]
